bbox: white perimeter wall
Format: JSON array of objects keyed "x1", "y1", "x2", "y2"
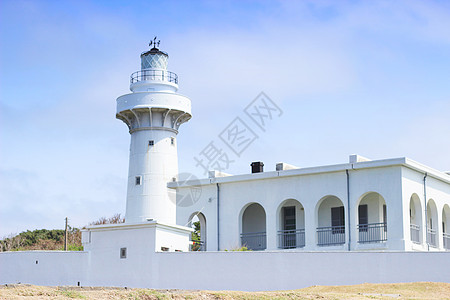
[
  {"x1": 2, "y1": 251, "x2": 450, "y2": 291},
  {"x1": 0, "y1": 251, "x2": 88, "y2": 286},
  {"x1": 154, "y1": 251, "x2": 450, "y2": 291}
]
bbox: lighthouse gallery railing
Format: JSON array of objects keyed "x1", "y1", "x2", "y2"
[{"x1": 131, "y1": 69, "x2": 178, "y2": 84}]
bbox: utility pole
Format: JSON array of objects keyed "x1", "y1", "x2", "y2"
[{"x1": 64, "y1": 217, "x2": 68, "y2": 251}]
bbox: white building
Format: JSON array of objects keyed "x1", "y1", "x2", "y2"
[
  {"x1": 1, "y1": 42, "x2": 450, "y2": 290},
  {"x1": 175, "y1": 155, "x2": 450, "y2": 253}
]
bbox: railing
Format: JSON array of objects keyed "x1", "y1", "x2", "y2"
[
  {"x1": 444, "y1": 233, "x2": 450, "y2": 250},
  {"x1": 190, "y1": 240, "x2": 206, "y2": 251},
  {"x1": 410, "y1": 224, "x2": 421, "y2": 244},
  {"x1": 358, "y1": 222, "x2": 387, "y2": 243},
  {"x1": 130, "y1": 69, "x2": 178, "y2": 84},
  {"x1": 317, "y1": 226, "x2": 345, "y2": 246},
  {"x1": 278, "y1": 229, "x2": 305, "y2": 249},
  {"x1": 241, "y1": 232, "x2": 266, "y2": 250},
  {"x1": 427, "y1": 228, "x2": 437, "y2": 247}
]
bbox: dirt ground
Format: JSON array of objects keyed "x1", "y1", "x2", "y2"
[{"x1": 0, "y1": 282, "x2": 449, "y2": 299}]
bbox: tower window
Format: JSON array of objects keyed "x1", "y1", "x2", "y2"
[
  {"x1": 149, "y1": 140, "x2": 154, "y2": 146},
  {"x1": 170, "y1": 137, "x2": 175, "y2": 145},
  {"x1": 120, "y1": 247, "x2": 127, "y2": 259},
  {"x1": 135, "y1": 176, "x2": 141, "y2": 185}
]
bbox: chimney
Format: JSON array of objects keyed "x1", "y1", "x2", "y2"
[{"x1": 250, "y1": 161, "x2": 264, "y2": 173}]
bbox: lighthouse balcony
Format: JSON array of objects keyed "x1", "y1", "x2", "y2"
[{"x1": 131, "y1": 69, "x2": 178, "y2": 84}]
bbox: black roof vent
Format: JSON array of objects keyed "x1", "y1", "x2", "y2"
[{"x1": 251, "y1": 161, "x2": 264, "y2": 173}]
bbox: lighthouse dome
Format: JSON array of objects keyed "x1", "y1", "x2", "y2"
[{"x1": 141, "y1": 47, "x2": 168, "y2": 70}]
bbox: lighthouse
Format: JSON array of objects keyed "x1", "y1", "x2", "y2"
[{"x1": 116, "y1": 38, "x2": 192, "y2": 224}]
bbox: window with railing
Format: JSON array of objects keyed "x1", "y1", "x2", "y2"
[
  {"x1": 241, "y1": 232, "x2": 266, "y2": 250},
  {"x1": 357, "y1": 222, "x2": 387, "y2": 243},
  {"x1": 443, "y1": 233, "x2": 450, "y2": 250},
  {"x1": 317, "y1": 226, "x2": 345, "y2": 246},
  {"x1": 410, "y1": 224, "x2": 421, "y2": 244},
  {"x1": 278, "y1": 229, "x2": 305, "y2": 249},
  {"x1": 427, "y1": 228, "x2": 437, "y2": 247}
]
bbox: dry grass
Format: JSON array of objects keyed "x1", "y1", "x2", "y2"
[{"x1": 0, "y1": 282, "x2": 449, "y2": 300}]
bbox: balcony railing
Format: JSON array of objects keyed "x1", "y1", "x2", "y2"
[
  {"x1": 410, "y1": 224, "x2": 421, "y2": 244},
  {"x1": 190, "y1": 240, "x2": 206, "y2": 251},
  {"x1": 278, "y1": 229, "x2": 305, "y2": 249},
  {"x1": 317, "y1": 226, "x2": 345, "y2": 246},
  {"x1": 241, "y1": 232, "x2": 266, "y2": 250},
  {"x1": 130, "y1": 69, "x2": 178, "y2": 84},
  {"x1": 357, "y1": 222, "x2": 387, "y2": 243},
  {"x1": 427, "y1": 228, "x2": 437, "y2": 247},
  {"x1": 444, "y1": 233, "x2": 450, "y2": 250}
]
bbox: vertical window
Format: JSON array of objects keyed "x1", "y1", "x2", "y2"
[
  {"x1": 358, "y1": 204, "x2": 368, "y2": 232},
  {"x1": 383, "y1": 205, "x2": 387, "y2": 231},
  {"x1": 283, "y1": 206, "x2": 296, "y2": 230},
  {"x1": 135, "y1": 176, "x2": 141, "y2": 185},
  {"x1": 331, "y1": 206, "x2": 345, "y2": 234},
  {"x1": 120, "y1": 247, "x2": 127, "y2": 259},
  {"x1": 170, "y1": 137, "x2": 175, "y2": 146},
  {"x1": 282, "y1": 206, "x2": 296, "y2": 249}
]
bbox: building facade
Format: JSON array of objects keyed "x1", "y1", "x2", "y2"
[{"x1": 175, "y1": 155, "x2": 450, "y2": 252}]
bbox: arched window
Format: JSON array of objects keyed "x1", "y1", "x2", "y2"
[
  {"x1": 357, "y1": 192, "x2": 387, "y2": 243},
  {"x1": 427, "y1": 199, "x2": 438, "y2": 248},
  {"x1": 277, "y1": 199, "x2": 305, "y2": 249},
  {"x1": 188, "y1": 212, "x2": 207, "y2": 251},
  {"x1": 240, "y1": 203, "x2": 266, "y2": 250},
  {"x1": 443, "y1": 205, "x2": 450, "y2": 250},
  {"x1": 316, "y1": 195, "x2": 345, "y2": 246},
  {"x1": 409, "y1": 194, "x2": 422, "y2": 244}
]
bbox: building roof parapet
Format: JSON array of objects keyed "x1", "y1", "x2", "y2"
[
  {"x1": 168, "y1": 156, "x2": 450, "y2": 188},
  {"x1": 83, "y1": 221, "x2": 193, "y2": 233}
]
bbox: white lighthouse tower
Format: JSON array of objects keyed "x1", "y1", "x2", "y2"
[{"x1": 116, "y1": 38, "x2": 192, "y2": 224}]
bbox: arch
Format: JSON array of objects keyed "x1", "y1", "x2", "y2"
[
  {"x1": 409, "y1": 193, "x2": 422, "y2": 244},
  {"x1": 276, "y1": 199, "x2": 305, "y2": 249},
  {"x1": 188, "y1": 212, "x2": 207, "y2": 251},
  {"x1": 240, "y1": 203, "x2": 266, "y2": 250},
  {"x1": 356, "y1": 192, "x2": 387, "y2": 243},
  {"x1": 442, "y1": 204, "x2": 450, "y2": 250},
  {"x1": 427, "y1": 199, "x2": 439, "y2": 247},
  {"x1": 316, "y1": 195, "x2": 345, "y2": 246}
]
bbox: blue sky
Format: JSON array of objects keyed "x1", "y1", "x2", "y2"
[{"x1": 1, "y1": 0, "x2": 449, "y2": 237}]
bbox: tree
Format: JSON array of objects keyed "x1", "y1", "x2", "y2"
[
  {"x1": 89, "y1": 213, "x2": 125, "y2": 225},
  {"x1": 0, "y1": 233, "x2": 24, "y2": 251},
  {"x1": 190, "y1": 221, "x2": 201, "y2": 251},
  {"x1": 0, "y1": 213, "x2": 124, "y2": 252}
]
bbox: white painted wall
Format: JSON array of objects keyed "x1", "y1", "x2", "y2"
[
  {"x1": 0, "y1": 251, "x2": 88, "y2": 286},
  {"x1": 2, "y1": 250, "x2": 450, "y2": 291},
  {"x1": 153, "y1": 251, "x2": 450, "y2": 291}
]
